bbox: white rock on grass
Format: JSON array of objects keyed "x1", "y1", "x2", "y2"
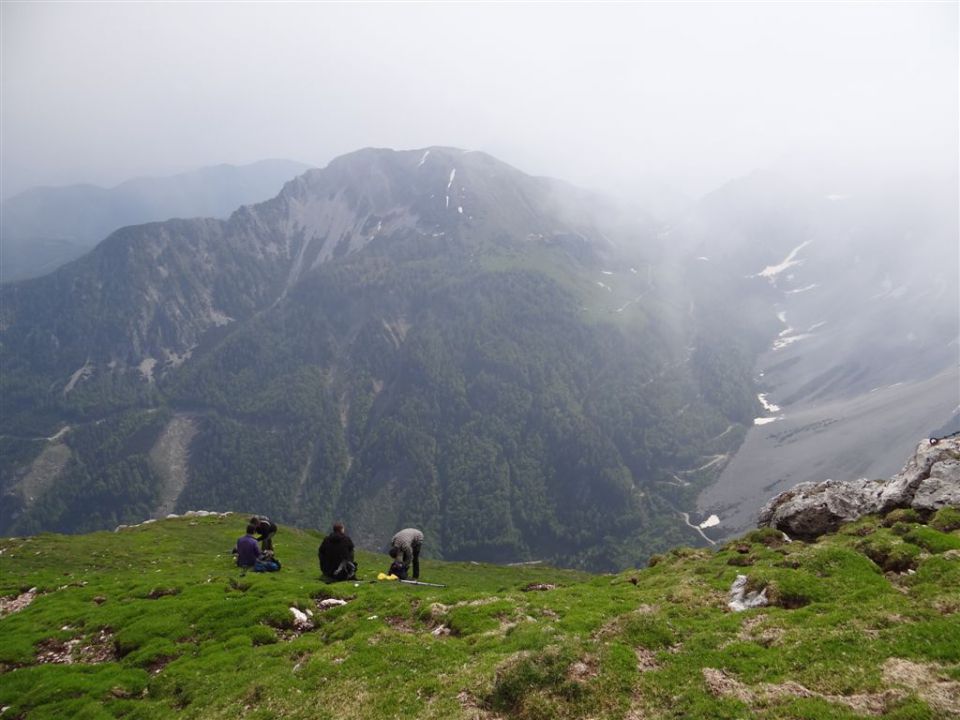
[{"x1": 728, "y1": 575, "x2": 768, "y2": 612}]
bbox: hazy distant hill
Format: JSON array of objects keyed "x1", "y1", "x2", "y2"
[
  {"x1": 0, "y1": 159, "x2": 312, "y2": 281},
  {"x1": 0, "y1": 147, "x2": 770, "y2": 569}
]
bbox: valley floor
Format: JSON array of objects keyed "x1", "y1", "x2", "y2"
[{"x1": 698, "y1": 367, "x2": 959, "y2": 540}]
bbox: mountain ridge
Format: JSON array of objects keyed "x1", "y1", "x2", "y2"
[
  {"x1": 0, "y1": 146, "x2": 767, "y2": 569},
  {"x1": 0, "y1": 159, "x2": 313, "y2": 282}
]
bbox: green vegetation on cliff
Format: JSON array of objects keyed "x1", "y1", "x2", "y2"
[{"x1": 2, "y1": 507, "x2": 958, "y2": 719}]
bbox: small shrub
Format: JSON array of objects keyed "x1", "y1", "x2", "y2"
[
  {"x1": 903, "y1": 526, "x2": 960, "y2": 554},
  {"x1": 857, "y1": 537, "x2": 920, "y2": 573},
  {"x1": 487, "y1": 646, "x2": 581, "y2": 716},
  {"x1": 250, "y1": 626, "x2": 277, "y2": 646},
  {"x1": 882, "y1": 508, "x2": 921, "y2": 527},
  {"x1": 930, "y1": 507, "x2": 960, "y2": 533},
  {"x1": 743, "y1": 528, "x2": 786, "y2": 547}
]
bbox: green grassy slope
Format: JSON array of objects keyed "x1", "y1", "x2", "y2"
[{"x1": 1, "y1": 509, "x2": 958, "y2": 719}]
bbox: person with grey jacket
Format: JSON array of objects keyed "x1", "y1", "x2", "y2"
[{"x1": 389, "y1": 528, "x2": 424, "y2": 579}]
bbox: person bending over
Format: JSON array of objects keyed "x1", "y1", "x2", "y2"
[
  {"x1": 249, "y1": 515, "x2": 278, "y2": 552},
  {"x1": 390, "y1": 528, "x2": 423, "y2": 580}
]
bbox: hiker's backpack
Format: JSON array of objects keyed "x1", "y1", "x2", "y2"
[
  {"x1": 388, "y1": 560, "x2": 408, "y2": 580},
  {"x1": 254, "y1": 557, "x2": 281, "y2": 572}
]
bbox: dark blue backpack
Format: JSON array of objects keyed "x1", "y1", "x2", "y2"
[{"x1": 254, "y1": 558, "x2": 281, "y2": 572}]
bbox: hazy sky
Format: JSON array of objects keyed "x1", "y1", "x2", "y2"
[{"x1": 2, "y1": 2, "x2": 956, "y2": 199}]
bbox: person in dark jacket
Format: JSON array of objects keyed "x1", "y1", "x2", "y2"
[
  {"x1": 249, "y1": 515, "x2": 278, "y2": 552},
  {"x1": 318, "y1": 522, "x2": 356, "y2": 581},
  {"x1": 235, "y1": 523, "x2": 261, "y2": 568}
]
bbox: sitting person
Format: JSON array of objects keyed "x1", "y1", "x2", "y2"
[
  {"x1": 318, "y1": 522, "x2": 356, "y2": 581},
  {"x1": 235, "y1": 523, "x2": 261, "y2": 568}
]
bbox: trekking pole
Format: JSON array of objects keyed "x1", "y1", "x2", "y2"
[{"x1": 399, "y1": 579, "x2": 446, "y2": 588}]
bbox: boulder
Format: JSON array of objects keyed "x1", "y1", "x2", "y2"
[{"x1": 759, "y1": 435, "x2": 960, "y2": 538}]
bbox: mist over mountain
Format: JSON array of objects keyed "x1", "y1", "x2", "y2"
[
  {"x1": 0, "y1": 159, "x2": 312, "y2": 282},
  {"x1": 0, "y1": 147, "x2": 772, "y2": 569},
  {"x1": 690, "y1": 164, "x2": 960, "y2": 537}
]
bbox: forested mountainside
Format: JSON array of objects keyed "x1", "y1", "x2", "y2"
[
  {"x1": 0, "y1": 147, "x2": 775, "y2": 569},
  {"x1": 0, "y1": 159, "x2": 311, "y2": 282}
]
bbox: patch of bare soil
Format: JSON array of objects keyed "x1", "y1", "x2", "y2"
[
  {"x1": 522, "y1": 583, "x2": 557, "y2": 592},
  {"x1": 36, "y1": 629, "x2": 116, "y2": 665},
  {"x1": 0, "y1": 588, "x2": 39, "y2": 617},
  {"x1": 883, "y1": 657, "x2": 960, "y2": 717},
  {"x1": 737, "y1": 614, "x2": 784, "y2": 647},
  {"x1": 385, "y1": 616, "x2": 415, "y2": 633},
  {"x1": 568, "y1": 655, "x2": 599, "y2": 683},
  {"x1": 147, "y1": 655, "x2": 176, "y2": 675},
  {"x1": 703, "y1": 667, "x2": 906, "y2": 716},
  {"x1": 456, "y1": 690, "x2": 503, "y2": 720},
  {"x1": 702, "y1": 668, "x2": 755, "y2": 703},
  {"x1": 635, "y1": 647, "x2": 659, "y2": 672}
]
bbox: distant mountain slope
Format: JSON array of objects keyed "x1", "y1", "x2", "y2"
[
  {"x1": 0, "y1": 159, "x2": 312, "y2": 281},
  {"x1": 685, "y1": 167, "x2": 960, "y2": 537},
  {"x1": 1, "y1": 501, "x2": 957, "y2": 719},
  {"x1": 0, "y1": 147, "x2": 769, "y2": 569}
]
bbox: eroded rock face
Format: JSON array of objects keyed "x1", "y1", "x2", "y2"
[{"x1": 758, "y1": 436, "x2": 960, "y2": 538}]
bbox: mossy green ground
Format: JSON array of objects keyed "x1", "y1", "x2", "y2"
[{"x1": 1, "y1": 510, "x2": 958, "y2": 719}]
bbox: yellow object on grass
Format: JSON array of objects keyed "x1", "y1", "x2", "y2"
[{"x1": 377, "y1": 572, "x2": 399, "y2": 581}]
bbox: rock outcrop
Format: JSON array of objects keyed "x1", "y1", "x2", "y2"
[{"x1": 758, "y1": 434, "x2": 960, "y2": 538}]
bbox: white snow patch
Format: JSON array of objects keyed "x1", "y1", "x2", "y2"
[
  {"x1": 63, "y1": 361, "x2": 94, "y2": 395},
  {"x1": 596, "y1": 281, "x2": 612, "y2": 292},
  {"x1": 756, "y1": 240, "x2": 811, "y2": 281},
  {"x1": 753, "y1": 416, "x2": 782, "y2": 426},
  {"x1": 776, "y1": 311, "x2": 787, "y2": 324},
  {"x1": 445, "y1": 195, "x2": 449, "y2": 208},
  {"x1": 600, "y1": 270, "x2": 614, "y2": 275},
  {"x1": 808, "y1": 321, "x2": 827, "y2": 331},
  {"x1": 629, "y1": 267, "x2": 638, "y2": 274},
  {"x1": 457, "y1": 206, "x2": 463, "y2": 214},
  {"x1": 139, "y1": 358, "x2": 158, "y2": 383},
  {"x1": 773, "y1": 332, "x2": 813, "y2": 351},
  {"x1": 208, "y1": 309, "x2": 234, "y2": 327},
  {"x1": 417, "y1": 150, "x2": 431, "y2": 168},
  {"x1": 447, "y1": 168, "x2": 456, "y2": 190},
  {"x1": 699, "y1": 514, "x2": 720, "y2": 529},
  {"x1": 757, "y1": 394, "x2": 780, "y2": 413},
  {"x1": 786, "y1": 284, "x2": 818, "y2": 295},
  {"x1": 696, "y1": 256, "x2": 710, "y2": 261}
]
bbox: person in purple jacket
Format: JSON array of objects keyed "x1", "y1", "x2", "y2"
[{"x1": 234, "y1": 523, "x2": 261, "y2": 568}]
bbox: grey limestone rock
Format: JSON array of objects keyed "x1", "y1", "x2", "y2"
[{"x1": 758, "y1": 435, "x2": 960, "y2": 538}]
